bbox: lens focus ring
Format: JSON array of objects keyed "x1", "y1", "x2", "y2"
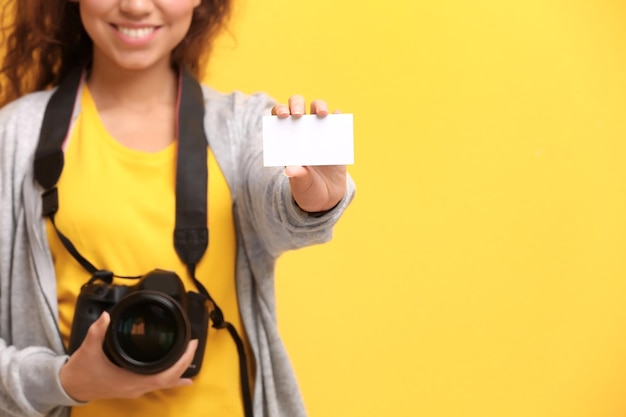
[{"x1": 104, "y1": 290, "x2": 191, "y2": 374}]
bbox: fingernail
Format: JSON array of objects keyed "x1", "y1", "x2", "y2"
[
  {"x1": 292, "y1": 106, "x2": 303, "y2": 116},
  {"x1": 179, "y1": 378, "x2": 193, "y2": 386}
]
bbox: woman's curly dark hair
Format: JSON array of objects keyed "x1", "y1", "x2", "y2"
[{"x1": 0, "y1": 0, "x2": 231, "y2": 107}]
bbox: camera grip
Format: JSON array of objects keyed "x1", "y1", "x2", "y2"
[
  {"x1": 67, "y1": 296, "x2": 110, "y2": 354},
  {"x1": 183, "y1": 291, "x2": 209, "y2": 378}
]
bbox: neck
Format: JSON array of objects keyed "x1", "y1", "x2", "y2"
[{"x1": 86, "y1": 60, "x2": 179, "y2": 111}]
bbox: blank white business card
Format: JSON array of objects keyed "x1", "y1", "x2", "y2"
[{"x1": 262, "y1": 114, "x2": 354, "y2": 167}]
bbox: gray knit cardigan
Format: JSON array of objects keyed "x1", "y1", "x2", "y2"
[{"x1": 0, "y1": 84, "x2": 355, "y2": 417}]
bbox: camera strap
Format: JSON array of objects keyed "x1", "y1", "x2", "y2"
[{"x1": 34, "y1": 66, "x2": 253, "y2": 417}]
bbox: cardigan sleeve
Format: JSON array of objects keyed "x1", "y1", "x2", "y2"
[{"x1": 226, "y1": 91, "x2": 356, "y2": 259}]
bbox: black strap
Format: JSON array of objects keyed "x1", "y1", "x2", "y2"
[
  {"x1": 174, "y1": 69, "x2": 209, "y2": 266},
  {"x1": 188, "y1": 264, "x2": 254, "y2": 417},
  {"x1": 34, "y1": 67, "x2": 82, "y2": 191},
  {"x1": 34, "y1": 67, "x2": 253, "y2": 417}
]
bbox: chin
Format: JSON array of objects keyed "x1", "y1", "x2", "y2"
[
  {"x1": 95, "y1": 50, "x2": 171, "y2": 74},
  {"x1": 107, "y1": 59, "x2": 171, "y2": 74}
]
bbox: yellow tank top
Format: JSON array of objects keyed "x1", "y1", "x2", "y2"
[{"x1": 47, "y1": 86, "x2": 251, "y2": 417}]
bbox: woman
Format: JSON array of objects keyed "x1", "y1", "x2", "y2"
[{"x1": 0, "y1": 0, "x2": 355, "y2": 416}]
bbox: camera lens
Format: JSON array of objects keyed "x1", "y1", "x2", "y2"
[
  {"x1": 105, "y1": 291, "x2": 191, "y2": 374},
  {"x1": 116, "y1": 303, "x2": 177, "y2": 361}
]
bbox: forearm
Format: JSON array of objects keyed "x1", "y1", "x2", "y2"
[
  {"x1": 0, "y1": 340, "x2": 78, "y2": 417},
  {"x1": 239, "y1": 154, "x2": 356, "y2": 256}
]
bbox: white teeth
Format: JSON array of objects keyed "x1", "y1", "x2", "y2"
[{"x1": 118, "y1": 26, "x2": 155, "y2": 39}]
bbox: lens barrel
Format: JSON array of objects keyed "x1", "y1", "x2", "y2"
[{"x1": 104, "y1": 290, "x2": 191, "y2": 374}]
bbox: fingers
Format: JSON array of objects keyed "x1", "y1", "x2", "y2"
[
  {"x1": 271, "y1": 95, "x2": 305, "y2": 118},
  {"x1": 160, "y1": 339, "x2": 198, "y2": 381},
  {"x1": 284, "y1": 165, "x2": 307, "y2": 179},
  {"x1": 271, "y1": 95, "x2": 334, "y2": 118},
  {"x1": 60, "y1": 318, "x2": 199, "y2": 402},
  {"x1": 288, "y1": 95, "x2": 305, "y2": 117},
  {"x1": 271, "y1": 103, "x2": 289, "y2": 117},
  {"x1": 84, "y1": 311, "x2": 110, "y2": 348},
  {"x1": 134, "y1": 339, "x2": 198, "y2": 394},
  {"x1": 309, "y1": 100, "x2": 328, "y2": 116},
  {"x1": 116, "y1": 339, "x2": 198, "y2": 396},
  {"x1": 288, "y1": 164, "x2": 348, "y2": 212}
]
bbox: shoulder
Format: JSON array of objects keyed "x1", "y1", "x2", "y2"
[
  {"x1": 0, "y1": 89, "x2": 54, "y2": 144},
  {"x1": 200, "y1": 84, "x2": 276, "y2": 128},
  {"x1": 199, "y1": 83, "x2": 277, "y2": 153},
  {"x1": 0, "y1": 90, "x2": 54, "y2": 122},
  {"x1": 197, "y1": 84, "x2": 277, "y2": 198},
  {"x1": 0, "y1": 90, "x2": 54, "y2": 143},
  {"x1": 0, "y1": 90, "x2": 55, "y2": 185},
  {"x1": 0, "y1": 91, "x2": 54, "y2": 212}
]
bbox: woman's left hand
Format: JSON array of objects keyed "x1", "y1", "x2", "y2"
[{"x1": 271, "y1": 95, "x2": 347, "y2": 213}]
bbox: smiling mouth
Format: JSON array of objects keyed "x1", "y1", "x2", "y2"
[{"x1": 115, "y1": 25, "x2": 158, "y2": 39}]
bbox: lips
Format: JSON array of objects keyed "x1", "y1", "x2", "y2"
[{"x1": 115, "y1": 25, "x2": 158, "y2": 39}]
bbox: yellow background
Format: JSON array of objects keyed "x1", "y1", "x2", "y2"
[{"x1": 207, "y1": 1, "x2": 626, "y2": 417}]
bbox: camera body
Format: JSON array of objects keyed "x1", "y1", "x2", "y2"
[{"x1": 68, "y1": 269, "x2": 209, "y2": 377}]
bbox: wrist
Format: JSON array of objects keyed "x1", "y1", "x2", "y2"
[{"x1": 59, "y1": 359, "x2": 90, "y2": 403}]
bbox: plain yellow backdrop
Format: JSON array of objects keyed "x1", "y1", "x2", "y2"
[{"x1": 205, "y1": 1, "x2": 626, "y2": 417}]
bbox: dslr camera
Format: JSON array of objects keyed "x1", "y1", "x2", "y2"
[{"x1": 68, "y1": 269, "x2": 209, "y2": 378}]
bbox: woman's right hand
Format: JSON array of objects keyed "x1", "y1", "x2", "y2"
[{"x1": 59, "y1": 312, "x2": 198, "y2": 402}]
